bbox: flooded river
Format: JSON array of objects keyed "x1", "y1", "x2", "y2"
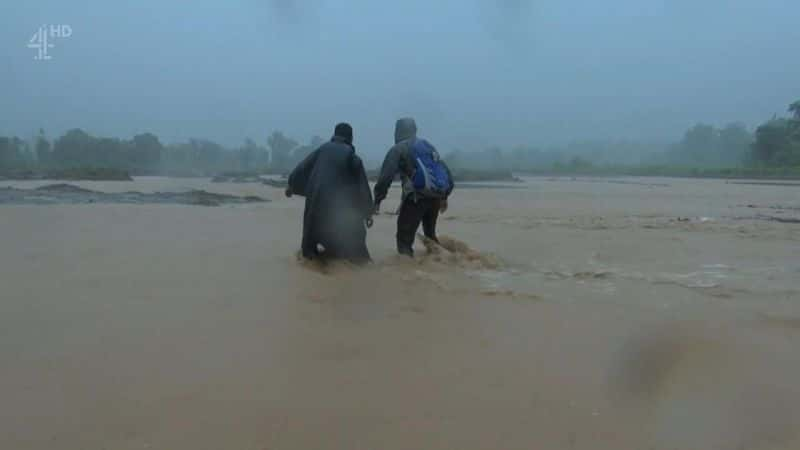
[{"x1": 1, "y1": 176, "x2": 798, "y2": 449}]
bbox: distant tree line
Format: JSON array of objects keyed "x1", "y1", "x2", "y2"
[
  {"x1": 2, "y1": 99, "x2": 798, "y2": 177},
  {"x1": 444, "y1": 99, "x2": 800, "y2": 174},
  {"x1": 444, "y1": 140, "x2": 666, "y2": 172},
  {"x1": 751, "y1": 100, "x2": 800, "y2": 167},
  {"x1": 660, "y1": 122, "x2": 753, "y2": 167},
  {"x1": 0, "y1": 136, "x2": 32, "y2": 169},
  {"x1": 0, "y1": 128, "x2": 325, "y2": 176}
]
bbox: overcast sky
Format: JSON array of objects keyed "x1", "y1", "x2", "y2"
[{"x1": 2, "y1": 0, "x2": 798, "y2": 156}]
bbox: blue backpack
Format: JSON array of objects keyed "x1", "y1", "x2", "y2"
[{"x1": 410, "y1": 139, "x2": 452, "y2": 198}]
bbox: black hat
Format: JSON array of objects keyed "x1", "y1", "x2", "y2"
[{"x1": 334, "y1": 123, "x2": 353, "y2": 144}]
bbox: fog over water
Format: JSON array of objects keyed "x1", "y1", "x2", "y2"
[{"x1": 2, "y1": 0, "x2": 799, "y2": 154}]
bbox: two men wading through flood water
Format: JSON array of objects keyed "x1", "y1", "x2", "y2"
[{"x1": 286, "y1": 118, "x2": 454, "y2": 264}]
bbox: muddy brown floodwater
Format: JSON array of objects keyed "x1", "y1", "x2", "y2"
[{"x1": 1, "y1": 176, "x2": 799, "y2": 450}]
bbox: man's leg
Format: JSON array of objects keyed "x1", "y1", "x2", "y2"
[
  {"x1": 396, "y1": 197, "x2": 424, "y2": 256},
  {"x1": 347, "y1": 242, "x2": 373, "y2": 265},
  {"x1": 421, "y1": 198, "x2": 441, "y2": 242},
  {"x1": 301, "y1": 230, "x2": 319, "y2": 260},
  {"x1": 300, "y1": 207, "x2": 319, "y2": 259},
  {"x1": 339, "y1": 224, "x2": 372, "y2": 265}
]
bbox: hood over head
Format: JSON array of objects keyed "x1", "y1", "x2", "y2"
[{"x1": 394, "y1": 118, "x2": 417, "y2": 144}]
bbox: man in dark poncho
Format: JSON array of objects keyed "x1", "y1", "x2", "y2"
[{"x1": 285, "y1": 123, "x2": 374, "y2": 264}]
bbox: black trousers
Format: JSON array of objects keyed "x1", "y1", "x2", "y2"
[{"x1": 397, "y1": 196, "x2": 441, "y2": 256}]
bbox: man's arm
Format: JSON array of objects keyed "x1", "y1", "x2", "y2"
[
  {"x1": 287, "y1": 148, "x2": 320, "y2": 197},
  {"x1": 373, "y1": 144, "x2": 403, "y2": 206}
]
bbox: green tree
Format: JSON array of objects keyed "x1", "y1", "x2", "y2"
[
  {"x1": 750, "y1": 100, "x2": 800, "y2": 166},
  {"x1": 93, "y1": 137, "x2": 125, "y2": 167},
  {"x1": 53, "y1": 128, "x2": 92, "y2": 167},
  {"x1": 0, "y1": 136, "x2": 25, "y2": 170},
  {"x1": 789, "y1": 100, "x2": 800, "y2": 120},
  {"x1": 752, "y1": 119, "x2": 791, "y2": 164},
  {"x1": 238, "y1": 138, "x2": 258, "y2": 171},
  {"x1": 188, "y1": 138, "x2": 225, "y2": 170},
  {"x1": 680, "y1": 123, "x2": 718, "y2": 165},
  {"x1": 267, "y1": 131, "x2": 298, "y2": 172},
  {"x1": 35, "y1": 128, "x2": 52, "y2": 167},
  {"x1": 131, "y1": 133, "x2": 163, "y2": 171},
  {"x1": 718, "y1": 122, "x2": 752, "y2": 165}
]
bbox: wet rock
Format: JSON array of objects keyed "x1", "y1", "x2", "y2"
[
  {"x1": 0, "y1": 168, "x2": 134, "y2": 181},
  {"x1": 211, "y1": 174, "x2": 264, "y2": 183},
  {"x1": 35, "y1": 184, "x2": 96, "y2": 194},
  {"x1": 262, "y1": 178, "x2": 289, "y2": 188},
  {"x1": 0, "y1": 184, "x2": 268, "y2": 206},
  {"x1": 729, "y1": 181, "x2": 800, "y2": 187}
]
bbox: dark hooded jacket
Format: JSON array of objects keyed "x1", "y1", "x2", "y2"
[
  {"x1": 374, "y1": 118, "x2": 454, "y2": 205},
  {"x1": 287, "y1": 135, "x2": 373, "y2": 263}
]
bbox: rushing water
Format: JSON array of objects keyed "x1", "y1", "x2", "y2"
[{"x1": 1, "y1": 176, "x2": 798, "y2": 449}]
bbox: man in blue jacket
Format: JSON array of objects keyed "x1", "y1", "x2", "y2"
[{"x1": 374, "y1": 118, "x2": 454, "y2": 257}]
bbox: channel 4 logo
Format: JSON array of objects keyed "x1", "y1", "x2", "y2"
[{"x1": 28, "y1": 25, "x2": 72, "y2": 61}]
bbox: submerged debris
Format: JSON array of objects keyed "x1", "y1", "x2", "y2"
[
  {"x1": 0, "y1": 168, "x2": 133, "y2": 181},
  {"x1": 211, "y1": 174, "x2": 264, "y2": 183},
  {"x1": 739, "y1": 203, "x2": 800, "y2": 212},
  {"x1": 757, "y1": 215, "x2": 800, "y2": 224},
  {"x1": 261, "y1": 178, "x2": 289, "y2": 188},
  {"x1": 728, "y1": 181, "x2": 800, "y2": 187},
  {"x1": 0, "y1": 184, "x2": 268, "y2": 206},
  {"x1": 545, "y1": 177, "x2": 670, "y2": 188},
  {"x1": 454, "y1": 182, "x2": 526, "y2": 190}
]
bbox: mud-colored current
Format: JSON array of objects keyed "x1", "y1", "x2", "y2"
[{"x1": 1, "y1": 176, "x2": 798, "y2": 449}]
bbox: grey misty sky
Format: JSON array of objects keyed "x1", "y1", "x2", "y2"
[{"x1": 2, "y1": 0, "x2": 798, "y2": 158}]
